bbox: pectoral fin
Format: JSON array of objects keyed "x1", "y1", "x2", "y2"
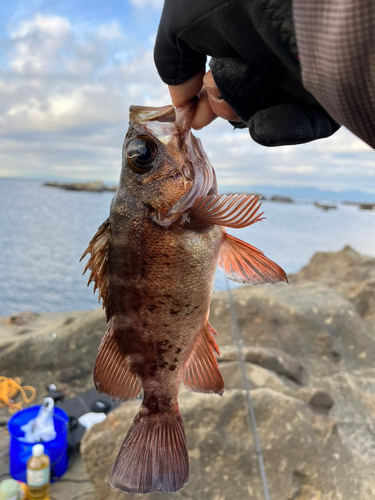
[
  {"x1": 218, "y1": 233, "x2": 288, "y2": 285},
  {"x1": 80, "y1": 219, "x2": 111, "y2": 311},
  {"x1": 190, "y1": 194, "x2": 264, "y2": 228},
  {"x1": 182, "y1": 323, "x2": 224, "y2": 395}
]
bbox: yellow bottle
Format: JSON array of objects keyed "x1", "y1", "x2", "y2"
[{"x1": 26, "y1": 444, "x2": 50, "y2": 500}]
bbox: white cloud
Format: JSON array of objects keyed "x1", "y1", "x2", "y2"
[
  {"x1": 10, "y1": 14, "x2": 71, "y2": 73},
  {"x1": 97, "y1": 21, "x2": 123, "y2": 40},
  {"x1": 11, "y1": 13, "x2": 70, "y2": 38},
  {"x1": 0, "y1": 10, "x2": 374, "y2": 196},
  {"x1": 129, "y1": 0, "x2": 164, "y2": 9}
]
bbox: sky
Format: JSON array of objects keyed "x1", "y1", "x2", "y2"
[{"x1": 0, "y1": 0, "x2": 374, "y2": 194}]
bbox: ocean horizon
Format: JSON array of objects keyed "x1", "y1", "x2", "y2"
[{"x1": 1, "y1": 177, "x2": 374, "y2": 316}]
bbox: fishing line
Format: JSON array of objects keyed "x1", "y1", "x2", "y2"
[{"x1": 225, "y1": 280, "x2": 271, "y2": 500}]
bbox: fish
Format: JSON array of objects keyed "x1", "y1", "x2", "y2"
[{"x1": 80, "y1": 100, "x2": 287, "y2": 494}]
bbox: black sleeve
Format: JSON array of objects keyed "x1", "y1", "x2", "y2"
[{"x1": 154, "y1": 0, "x2": 340, "y2": 147}]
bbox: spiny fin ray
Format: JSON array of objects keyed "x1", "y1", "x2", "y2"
[
  {"x1": 190, "y1": 194, "x2": 265, "y2": 228},
  {"x1": 80, "y1": 219, "x2": 111, "y2": 311}
]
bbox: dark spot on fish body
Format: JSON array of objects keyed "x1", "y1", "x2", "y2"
[
  {"x1": 147, "y1": 305, "x2": 158, "y2": 313},
  {"x1": 170, "y1": 309, "x2": 181, "y2": 315},
  {"x1": 143, "y1": 393, "x2": 173, "y2": 414},
  {"x1": 133, "y1": 361, "x2": 158, "y2": 379},
  {"x1": 168, "y1": 364, "x2": 176, "y2": 371},
  {"x1": 176, "y1": 348, "x2": 182, "y2": 354}
]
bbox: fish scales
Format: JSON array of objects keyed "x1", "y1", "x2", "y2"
[{"x1": 81, "y1": 101, "x2": 288, "y2": 494}]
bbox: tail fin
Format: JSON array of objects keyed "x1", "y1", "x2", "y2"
[{"x1": 110, "y1": 404, "x2": 189, "y2": 493}]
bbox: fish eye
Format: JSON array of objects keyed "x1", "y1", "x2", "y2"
[{"x1": 126, "y1": 136, "x2": 158, "y2": 174}]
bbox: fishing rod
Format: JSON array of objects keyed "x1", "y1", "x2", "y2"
[{"x1": 225, "y1": 280, "x2": 271, "y2": 500}]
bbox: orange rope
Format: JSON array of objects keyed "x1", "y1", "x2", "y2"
[{"x1": 0, "y1": 377, "x2": 36, "y2": 413}]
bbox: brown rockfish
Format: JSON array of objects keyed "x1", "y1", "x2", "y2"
[{"x1": 81, "y1": 101, "x2": 287, "y2": 494}]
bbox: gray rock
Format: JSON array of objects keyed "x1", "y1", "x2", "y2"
[
  {"x1": 81, "y1": 388, "x2": 375, "y2": 500},
  {"x1": 3, "y1": 246, "x2": 375, "y2": 499},
  {"x1": 210, "y1": 282, "x2": 375, "y2": 382},
  {"x1": 290, "y1": 245, "x2": 375, "y2": 283},
  {"x1": 0, "y1": 309, "x2": 106, "y2": 423},
  {"x1": 219, "y1": 345, "x2": 306, "y2": 384},
  {"x1": 43, "y1": 181, "x2": 117, "y2": 192}
]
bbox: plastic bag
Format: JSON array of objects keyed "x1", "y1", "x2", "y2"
[{"x1": 20, "y1": 397, "x2": 56, "y2": 442}]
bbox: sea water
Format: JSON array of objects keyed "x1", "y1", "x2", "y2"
[{"x1": 1, "y1": 178, "x2": 374, "y2": 316}]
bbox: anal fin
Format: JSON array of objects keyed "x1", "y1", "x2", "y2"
[
  {"x1": 94, "y1": 321, "x2": 141, "y2": 401},
  {"x1": 182, "y1": 323, "x2": 224, "y2": 395}
]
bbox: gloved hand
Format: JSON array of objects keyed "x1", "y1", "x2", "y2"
[{"x1": 154, "y1": 0, "x2": 340, "y2": 147}]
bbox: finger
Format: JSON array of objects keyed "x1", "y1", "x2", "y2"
[
  {"x1": 203, "y1": 70, "x2": 241, "y2": 122},
  {"x1": 191, "y1": 89, "x2": 218, "y2": 130},
  {"x1": 168, "y1": 70, "x2": 205, "y2": 109}
]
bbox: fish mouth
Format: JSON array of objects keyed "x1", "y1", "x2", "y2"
[{"x1": 129, "y1": 102, "x2": 215, "y2": 217}]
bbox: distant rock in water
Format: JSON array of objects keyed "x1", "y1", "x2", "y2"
[
  {"x1": 314, "y1": 201, "x2": 337, "y2": 210},
  {"x1": 359, "y1": 203, "x2": 375, "y2": 210},
  {"x1": 270, "y1": 195, "x2": 294, "y2": 203},
  {"x1": 43, "y1": 181, "x2": 117, "y2": 192}
]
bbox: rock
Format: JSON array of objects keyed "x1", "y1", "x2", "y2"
[
  {"x1": 314, "y1": 201, "x2": 337, "y2": 210},
  {"x1": 218, "y1": 361, "x2": 295, "y2": 393},
  {"x1": 269, "y1": 195, "x2": 294, "y2": 203},
  {"x1": 290, "y1": 246, "x2": 375, "y2": 319},
  {"x1": 219, "y1": 345, "x2": 306, "y2": 384},
  {"x1": 210, "y1": 282, "x2": 375, "y2": 382},
  {"x1": 7, "y1": 311, "x2": 39, "y2": 325},
  {"x1": 0, "y1": 309, "x2": 106, "y2": 423},
  {"x1": 359, "y1": 203, "x2": 375, "y2": 210},
  {"x1": 308, "y1": 390, "x2": 334, "y2": 413},
  {"x1": 81, "y1": 388, "x2": 375, "y2": 500},
  {"x1": 290, "y1": 245, "x2": 375, "y2": 283},
  {"x1": 43, "y1": 181, "x2": 117, "y2": 192},
  {"x1": 3, "y1": 246, "x2": 375, "y2": 498}
]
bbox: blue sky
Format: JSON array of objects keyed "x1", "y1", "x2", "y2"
[{"x1": 0, "y1": 0, "x2": 374, "y2": 194}]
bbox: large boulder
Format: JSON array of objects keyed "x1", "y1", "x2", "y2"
[
  {"x1": 0, "y1": 309, "x2": 106, "y2": 423},
  {"x1": 290, "y1": 246, "x2": 375, "y2": 320},
  {"x1": 2, "y1": 246, "x2": 375, "y2": 498},
  {"x1": 81, "y1": 388, "x2": 375, "y2": 500},
  {"x1": 211, "y1": 282, "x2": 375, "y2": 382}
]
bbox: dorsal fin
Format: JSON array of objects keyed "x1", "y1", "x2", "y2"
[{"x1": 80, "y1": 219, "x2": 111, "y2": 314}]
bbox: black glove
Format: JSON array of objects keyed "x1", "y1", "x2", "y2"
[{"x1": 154, "y1": 0, "x2": 340, "y2": 147}]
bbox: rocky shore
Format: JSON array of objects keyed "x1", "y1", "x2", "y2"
[{"x1": 1, "y1": 246, "x2": 375, "y2": 499}]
